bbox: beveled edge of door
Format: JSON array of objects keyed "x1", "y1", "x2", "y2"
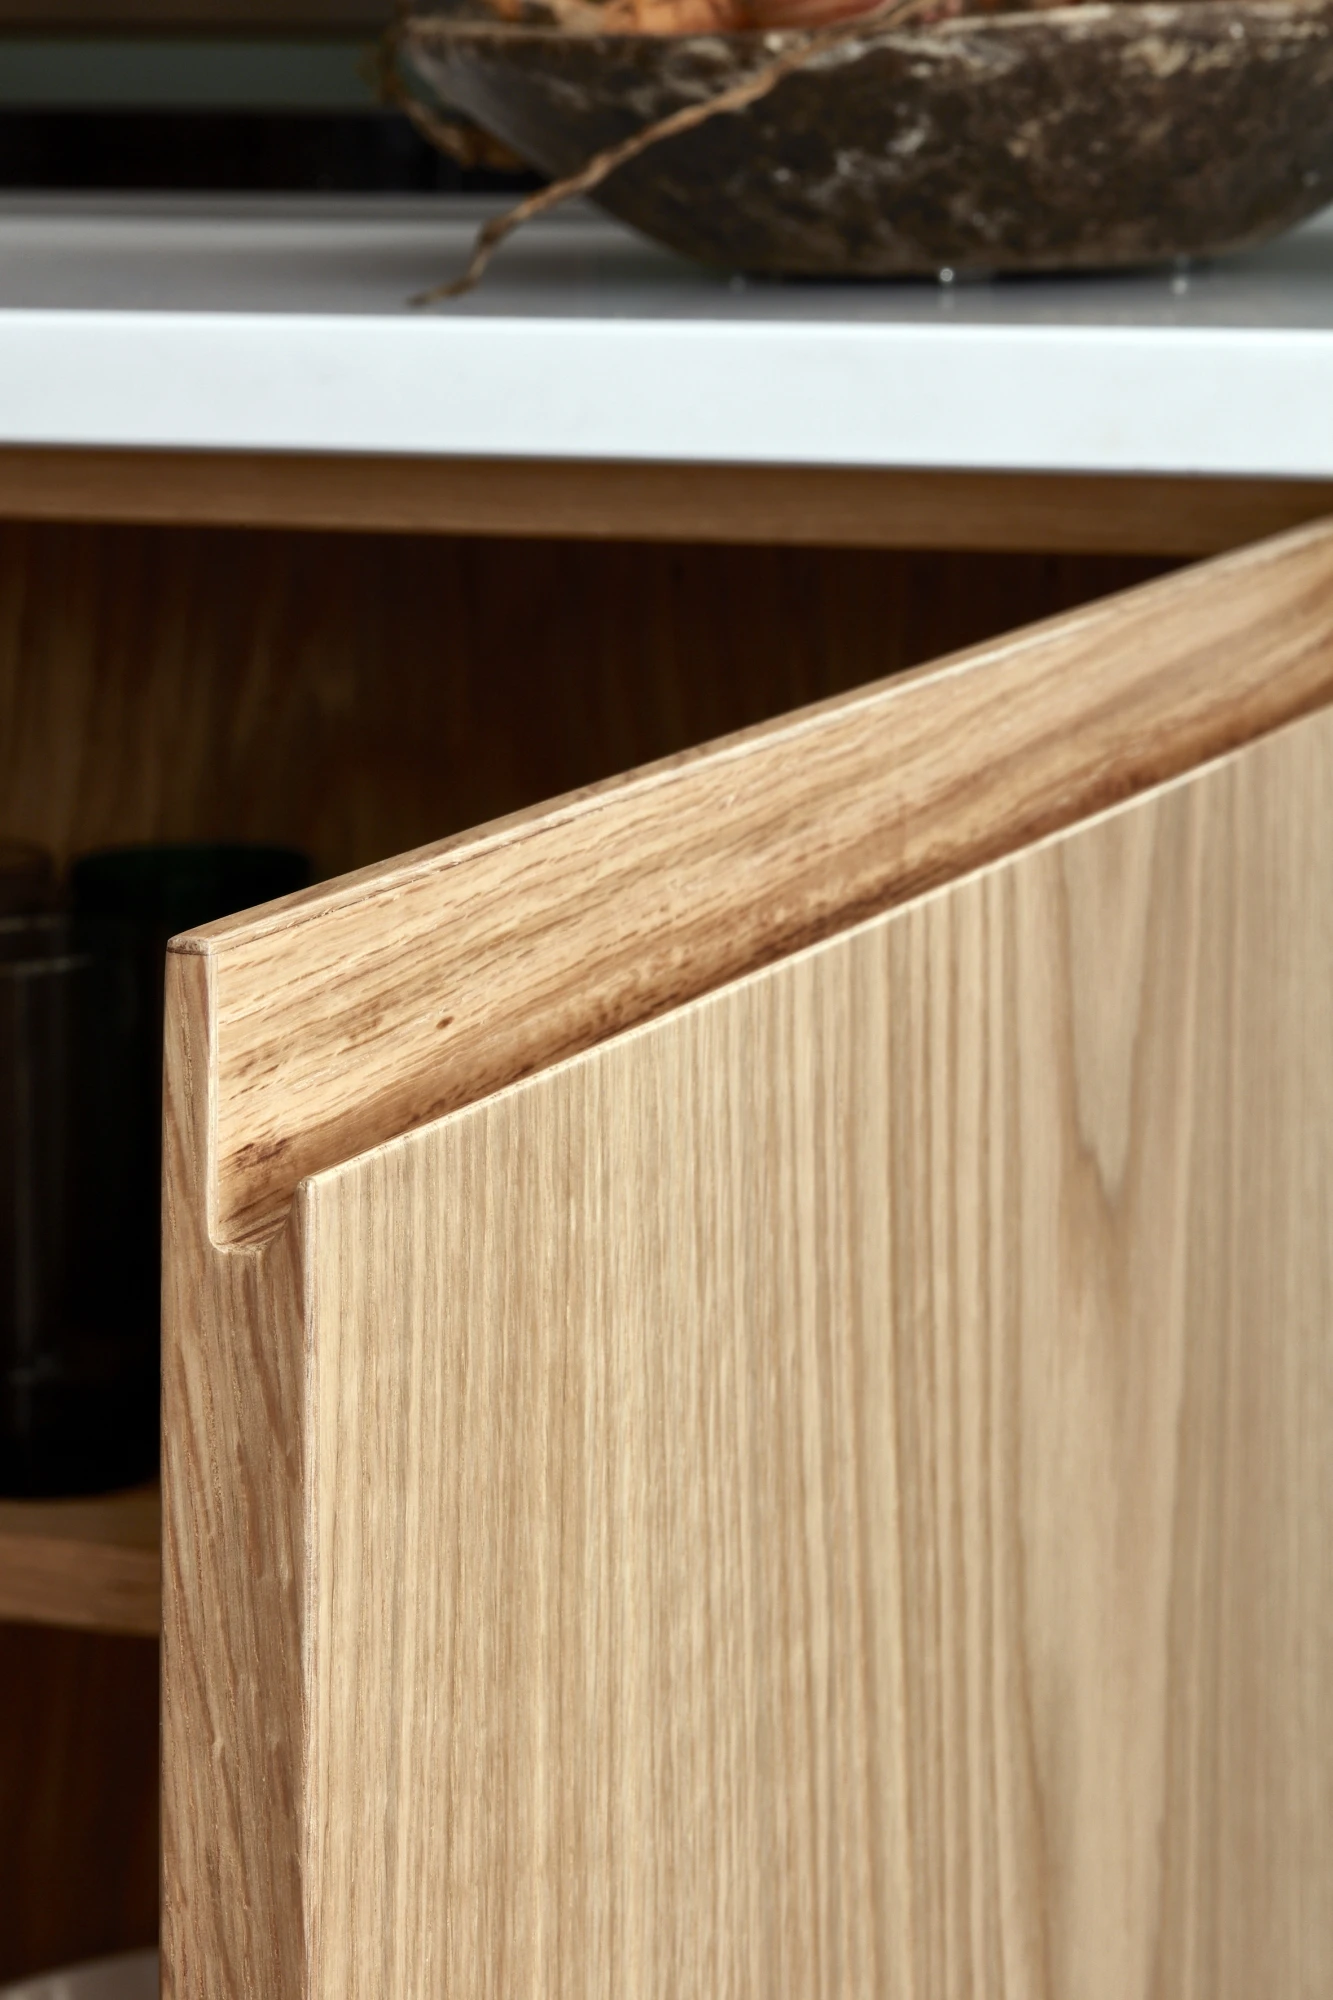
[{"x1": 170, "y1": 516, "x2": 1333, "y2": 1247}]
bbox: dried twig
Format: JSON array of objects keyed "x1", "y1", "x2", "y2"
[{"x1": 407, "y1": 0, "x2": 933, "y2": 302}]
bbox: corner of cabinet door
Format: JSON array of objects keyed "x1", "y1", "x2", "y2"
[{"x1": 157, "y1": 521, "x2": 1333, "y2": 2000}]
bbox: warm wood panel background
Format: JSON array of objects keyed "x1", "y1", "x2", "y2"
[
  {"x1": 0, "y1": 518, "x2": 1172, "y2": 877},
  {"x1": 0, "y1": 1624, "x2": 159, "y2": 1986},
  {"x1": 298, "y1": 704, "x2": 1333, "y2": 2000}
]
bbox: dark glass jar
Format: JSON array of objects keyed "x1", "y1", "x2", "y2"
[
  {"x1": 69, "y1": 844, "x2": 312, "y2": 946},
  {"x1": 0, "y1": 846, "x2": 311, "y2": 1497},
  {"x1": 0, "y1": 914, "x2": 156, "y2": 1495}
]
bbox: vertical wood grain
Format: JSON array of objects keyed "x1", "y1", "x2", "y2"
[
  {"x1": 0, "y1": 1623, "x2": 159, "y2": 1985},
  {"x1": 294, "y1": 709, "x2": 1332, "y2": 2000},
  {"x1": 160, "y1": 951, "x2": 308, "y2": 2000}
]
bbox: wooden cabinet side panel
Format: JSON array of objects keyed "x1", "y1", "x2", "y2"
[
  {"x1": 161, "y1": 951, "x2": 309, "y2": 2000},
  {"x1": 299, "y1": 709, "x2": 1333, "y2": 2000}
]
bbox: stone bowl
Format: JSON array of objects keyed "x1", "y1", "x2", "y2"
[{"x1": 405, "y1": 0, "x2": 1333, "y2": 276}]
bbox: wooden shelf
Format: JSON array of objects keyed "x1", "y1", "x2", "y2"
[
  {"x1": 0, "y1": 1485, "x2": 160, "y2": 1638},
  {"x1": 1, "y1": 448, "x2": 1330, "y2": 556},
  {"x1": 0, "y1": 199, "x2": 1328, "y2": 524}
]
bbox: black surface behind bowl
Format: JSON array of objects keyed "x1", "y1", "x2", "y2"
[{"x1": 408, "y1": 0, "x2": 1333, "y2": 275}]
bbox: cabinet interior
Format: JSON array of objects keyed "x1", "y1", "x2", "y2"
[{"x1": 0, "y1": 515, "x2": 1173, "y2": 1984}]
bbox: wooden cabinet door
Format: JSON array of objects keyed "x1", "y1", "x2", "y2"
[{"x1": 162, "y1": 521, "x2": 1333, "y2": 2000}]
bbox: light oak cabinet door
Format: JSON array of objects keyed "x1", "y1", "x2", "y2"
[{"x1": 162, "y1": 522, "x2": 1333, "y2": 2000}]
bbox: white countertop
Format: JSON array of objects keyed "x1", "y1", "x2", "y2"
[{"x1": 0, "y1": 193, "x2": 1331, "y2": 475}]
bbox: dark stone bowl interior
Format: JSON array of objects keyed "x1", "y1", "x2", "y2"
[{"x1": 407, "y1": 0, "x2": 1333, "y2": 275}]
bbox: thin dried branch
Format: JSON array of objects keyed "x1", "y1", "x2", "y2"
[{"x1": 411, "y1": 0, "x2": 932, "y2": 302}]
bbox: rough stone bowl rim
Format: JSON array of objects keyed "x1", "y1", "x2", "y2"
[{"x1": 406, "y1": 0, "x2": 1333, "y2": 56}]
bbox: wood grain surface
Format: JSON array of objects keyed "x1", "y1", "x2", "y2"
[
  {"x1": 165, "y1": 701, "x2": 1333, "y2": 2000},
  {"x1": 0, "y1": 1623, "x2": 159, "y2": 1985},
  {"x1": 181, "y1": 518, "x2": 1333, "y2": 1244},
  {"x1": 161, "y1": 949, "x2": 311, "y2": 2000},
  {"x1": 0, "y1": 1484, "x2": 160, "y2": 1636},
  {"x1": 0, "y1": 518, "x2": 1171, "y2": 882},
  {"x1": 0, "y1": 449, "x2": 1326, "y2": 556}
]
